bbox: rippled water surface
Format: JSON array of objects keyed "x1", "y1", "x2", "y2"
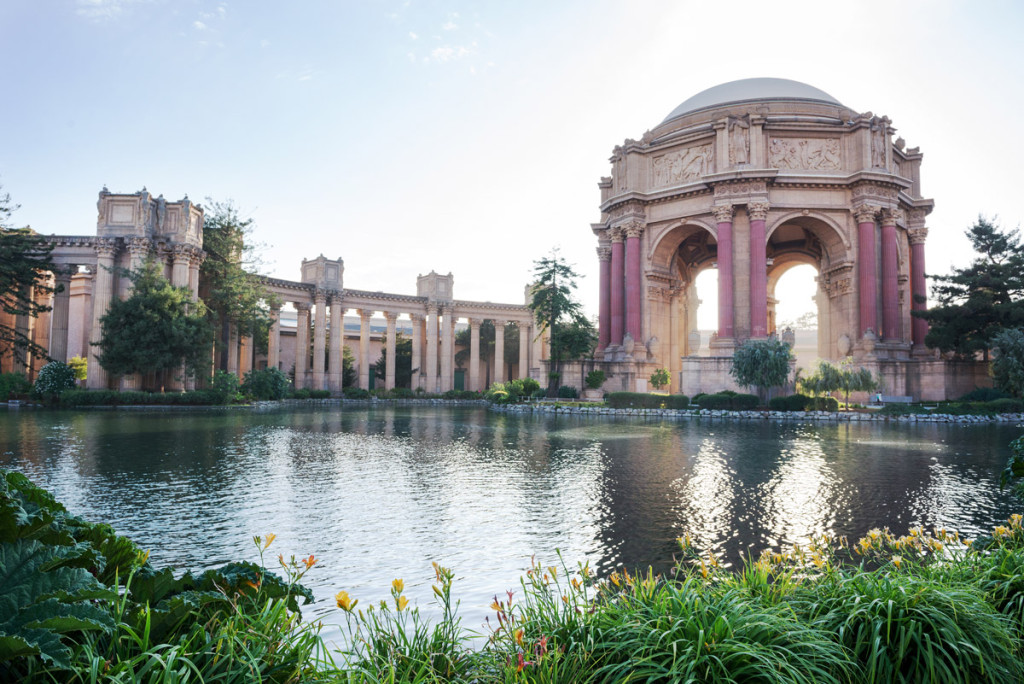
[{"x1": 1, "y1": 405, "x2": 1021, "y2": 643}]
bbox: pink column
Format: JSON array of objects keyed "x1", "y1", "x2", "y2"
[
  {"x1": 609, "y1": 228, "x2": 625, "y2": 346},
  {"x1": 909, "y1": 228, "x2": 929, "y2": 347},
  {"x1": 748, "y1": 203, "x2": 769, "y2": 338},
  {"x1": 855, "y1": 205, "x2": 879, "y2": 337},
  {"x1": 597, "y1": 245, "x2": 611, "y2": 351},
  {"x1": 713, "y1": 205, "x2": 735, "y2": 339},
  {"x1": 624, "y1": 221, "x2": 643, "y2": 343},
  {"x1": 880, "y1": 209, "x2": 902, "y2": 341}
]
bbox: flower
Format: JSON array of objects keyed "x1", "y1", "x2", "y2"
[
  {"x1": 335, "y1": 591, "x2": 357, "y2": 612},
  {"x1": 892, "y1": 555, "x2": 902, "y2": 569},
  {"x1": 392, "y1": 578, "x2": 404, "y2": 594},
  {"x1": 263, "y1": 533, "x2": 276, "y2": 550},
  {"x1": 396, "y1": 595, "x2": 409, "y2": 611},
  {"x1": 491, "y1": 599, "x2": 502, "y2": 612},
  {"x1": 302, "y1": 554, "x2": 316, "y2": 569},
  {"x1": 514, "y1": 628, "x2": 524, "y2": 646}
]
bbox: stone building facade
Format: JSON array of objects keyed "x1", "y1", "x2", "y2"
[
  {"x1": 25, "y1": 188, "x2": 544, "y2": 393},
  {"x1": 592, "y1": 78, "x2": 986, "y2": 400}
]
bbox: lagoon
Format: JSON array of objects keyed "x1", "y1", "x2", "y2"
[{"x1": 1, "y1": 405, "x2": 1021, "y2": 641}]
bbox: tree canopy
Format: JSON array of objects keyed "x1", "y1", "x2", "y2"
[
  {"x1": 729, "y1": 337, "x2": 793, "y2": 400},
  {"x1": 992, "y1": 328, "x2": 1024, "y2": 398},
  {"x1": 915, "y1": 217, "x2": 1024, "y2": 359},
  {"x1": 200, "y1": 201, "x2": 277, "y2": 361},
  {"x1": 374, "y1": 333, "x2": 413, "y2": 388},
  {"x1": 0, "y1": 185, "x2": 61, "y2": 368},
  {"x1": 96, "y1": 260, "x2": 213, "y2": 384},
  {"x1": 528, "y1": 249, "x2": 592, "y2": 396}
]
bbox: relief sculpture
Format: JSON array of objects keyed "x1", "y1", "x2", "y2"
[
  {"x1": 768, "y1": 137, "x2": 841, "y2": 170},
  {"x1": 652, "y1": 144, "x2": 714, "y2": 187}
]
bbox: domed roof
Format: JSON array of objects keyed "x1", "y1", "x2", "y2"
[{"x1": 661, "y1": 78, "x2": 843, "y2": 124}]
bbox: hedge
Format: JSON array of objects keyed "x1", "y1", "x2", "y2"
[
  {"x1": 695, "y1": 391, "x2": 760, "y2": 411},
  {"x1": 605, "y1": 392, "x2": 689, "y2": 409},
  {"x1": 58, "y1": 389, "x2": 224, "y2": 407},
  {"x1": 767, "y1": 394, "x2": 812, "y2": 412}
]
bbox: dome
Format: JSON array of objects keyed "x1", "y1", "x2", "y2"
[{"x1": 661, "y1": 78, "x2": 843, "y2": 124}]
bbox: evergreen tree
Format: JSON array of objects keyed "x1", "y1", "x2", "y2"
[
  {"x1": 914, "y1": 217, "x2": 1024, "y2": 359},
  {"x1": 96, "y1": 260, "x2": 213, "y2": 384},
  {"x1": 0, "y1": 185, "x2": 61, "y2": 368},
  {"x1": 528, "y1": 249, "x2": 590, "y2": 396},
  {"x1": 992, "y1": 328, "x2": 1024, "y2": 397},
  {"x1": 373, "y1": 333, "x2": 413, "y2": 388}
]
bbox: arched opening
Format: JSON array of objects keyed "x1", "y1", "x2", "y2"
[
  {"x1": 770, "y1": 263, "x2": 819, "y2": 370},
  {"x1": 661, "y1": 225, "x2": 718, "y2": 358}
]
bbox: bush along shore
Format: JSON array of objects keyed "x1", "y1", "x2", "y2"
[{"x1": 7, "y1": 439, "x2": 1024, "y2": 683}]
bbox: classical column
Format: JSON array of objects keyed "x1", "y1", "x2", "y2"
[
  {"x1": 748, "y1": 202, "x2": 769, "y2": 338},
  {"x1": 294, "y1": 302, "x2": 311, "y2": 389},
  {"x1": 609, "y1": 228, "x2": 625, "y2": 346},
  {"x1": 49, "y1": 270, "x2": 72, "y2": 363},
  {"x1": 880, "y1": 208, "x2": 902, "y2": 342},
  {"x1": 267, "y1": 305, "x2": 281, "y2": 371},
  {"x1": 713, "y1": 205, "x2": 735, "y2": 340},
  {"x1": 239, "y1": 335, "x2": 253, "y2": 376},
  {"x1": 171, "y1": 245, "x2": 191, "y2": 288},
  {"x1": 358, "y1": 309, "x2": 371, "y2": 390},
  {"x1": 188, "y1": 250, "x2": 203, "y2": 301},
  {"x1": 597, "y1": 246, "x2": 611, "y2": 351},
  {"x1": 119, "y1": 238, "x2": 150, "y2": 390},
  {"x1": 469, "y1": 318, "x2": 481, "y2": 391},
  {"x1": 493, "y1": 320, "x2": 505, "y2": 384},
  {"x1": 410, "y1": 313, "x2": 423, "y2": 389},
  {"x1": 312, "y1": 291, "x2": 327, "y2": 390},
  {"x1": 226, "y1": 324, "x2": 239, "y2": 376},
  {"x1": 624, "y1": 220, "x2": 644, "y2": 345},
  {"x1": 518, "y1": 322, "x2": 529, "y2": 380},
  {"x1": 384, "y1": 312, "x2": 398, "y2": 390},
  {"x1": 87, "y1": 240, "x2": 118, "y2": 390},
  {"x1": 908, "y1": 226, "x2": 929, "y2": 348},
  {"x1": 425, "y1": 306, "x2": 438, "y2": 392},
  {"x1": 329, "y1": 295, "x2": 343, "y2": 391},
  {"x1": 855, "y1": 204, "x2": 880, "y2": 338},
  {"x1": 532, "y1": 323, "x2": 545, "y2": 380},
  {"x1": 440, "y1": 305, "x2": 454, "y2": 392}
]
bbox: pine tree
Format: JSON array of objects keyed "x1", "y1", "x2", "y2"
[{"x1": 528, "y1": 249, "x2": 592, "y2": 396}]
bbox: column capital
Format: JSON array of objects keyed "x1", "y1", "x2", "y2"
[
  {"x1": 441, "y1": 303, "x2": 454, "y2": 315},
  {"x1": 712, "y1": 204, "x2": 735, "y2": 223},
  {"x1": 468, "y1": 317, "x2": 481, "y2": 328},
  {"x1": 383, "y1": 311, "x2": 398, "y2": 323},
  {"x1": 269, "y1": 303, "x2": 282, "y2": 314},
  {"x1": 609, "y1": 226, "x2": 625, "y2": 243},
  {"x1": 95, "y1": 239, "x2": 118, "y2": 259},
  {"x1": 747, "y1": 202, "x2": 770, "y2": 222},
  {"x1": 597, "y1": 246, "x2": 612, "y2": 261},
  {"x1": 493, "y1": 319, "x2": 506, "y2": 329},
  {"x1": 622, "y1": 219, "x2": 645, "y2": 239},
  {"x1": 880, "y1": 207, "x2": 904, "y2": 227},
  {"x1": 358, "y1": 308, "x2": 372, "y2": 320},
  {"x1": 171, "y1": 243, "x2": 193, "y2": 260},
  {"x1": 126, "y1": 236, "x2": 151, "y2": 254},
  {"x1": 853, "y1": 203, "x2": 880, "y2": 224},
  {"x1": 329, "y1": 292, "x2": 344, "y2": 306},
  {"x1": 409, "y1": 312, "x2": 424, "y2": 323},
  {"x1": 294, "y1": 301, "x2": 312, "y2": 312},
  {"x1": 907, "y1": 226, "x2": 929, "y2": 245},
  {"x1": 314, "y1": 289, "x2": 328, "y2": 305}
]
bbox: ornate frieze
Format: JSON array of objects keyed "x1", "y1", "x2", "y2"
[
  {"x1": 713, "y1": 180, "x2": 768, "y2": 200},
  {"x1": 651, "y1": 144, "x2": 714, "y2": 187},
  {"x1": 769, "y1": 137, "x2": 841, "y2": 170},
  {"x1": 821, "y1": 261, "x2": 854, "y2": 299},
  {"x1": 851, "y1": 183, "x2": 898, "y2": 204}
]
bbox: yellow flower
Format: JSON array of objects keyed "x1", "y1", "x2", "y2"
[
  {"x1": 335, "y1": 591, "x2": 357, "y2": 612},
  {"x1": 892, "y1": 555, "x2": 902, "y2": 569},
  {"x1": 392, "y1": 578, "x2": 404, "y2": 594},
  {"x1": 548, "y1": 566, "x2": 558, "y2": 580},
  {"x1": 994, "y1": 526, "x2": 1012, "y2": 539},
  {"x1": 396, "y1": 595, "x2": 409, "y2": 611},
  {"x1": 491, "y1": 600, "x2": 502, "y2": 612},
  {"x1": 514, "y1": 628, "x2": 524, "y2": 646},
  {"x1": 137, "y1": 550, "x2": 150, "y2": 565},
  {"x1": 263, "y1": 533, "x2": 276, "y2": 550}
]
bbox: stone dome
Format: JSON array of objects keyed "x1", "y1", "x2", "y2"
[{"x1": 661, "y1": 78, "x2": 843, "y2": 124}]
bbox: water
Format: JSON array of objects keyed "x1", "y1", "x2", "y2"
[{"x1": 1, "y1": 405, "x2": 1021, "y2": 646}]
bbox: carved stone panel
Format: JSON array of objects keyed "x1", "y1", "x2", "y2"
[
  {"x1": 768, "y1": 137, "x2": 841, "y2": 170},
  {"x1": 651, "y1": 144, "x2": 714, "y2": 187}
]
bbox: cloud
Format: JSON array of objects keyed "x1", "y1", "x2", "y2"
[
  {"x1": 75, "y1": 0, "x2": 142, "y2": 20},
  {"x1": 442, "y1": 20, "x2": 457, "y2": 31},
  {"x1": 428, "y1": 41, "x2": 476, "y2": 63},
  {"x1": 194, "y1": 20, "x2": 208, "y2": 30},
  {"x1": 409, "y1": 31, "x2": 418, "y2": 39}
]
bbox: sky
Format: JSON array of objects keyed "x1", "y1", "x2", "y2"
[{"x1": 2, "y1": 0, "x2": 1022, "y2": 329}]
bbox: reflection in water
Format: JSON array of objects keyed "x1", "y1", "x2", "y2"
[{"x1": 0, "y1": 406, "x2": 1020, "y2": 644}]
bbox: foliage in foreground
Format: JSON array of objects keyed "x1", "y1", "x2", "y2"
[
  {"x1": 730, "y1": 337, "x2": 793, "y2": 400},
  {"x1": 0, "y1": 468, "x2": 319, "y2": 682}
]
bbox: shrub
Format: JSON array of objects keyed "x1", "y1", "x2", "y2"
[
  {"x1": 290, "y1": 388, "x2": 311, "y2": 399},
  {"x1": 241, "y1": 367, "x2": 291, "y2": 400},
  {"x1": 519, "y1": 377, "x2": 541, "y2": 395},
  {"x1": 767, "y1": 394, "x2": 811, "y2": 412},
  {"x1": 649, "y1": 367, "x2": 671, "y2": 390},
  {"x1": 987, "y1": 398, "x2": 1024, "y2": 413},
  {"x1": 697, "y1": 391, "x2": 759, "y2": 411},
  {"x1": 0, "y1": 372, "x2": 31, "y2": 400},
  {"x1": 557, "y1": 385, "x2": 578, "y2": 399},
  {"x1": 809, "y1": 396, "x2": 839, "y2": 411},
  {"x1": 211, "y1": 370, "x2": 240, "y2": 403},
  {"x1": 959, "y1": 387, "x2": 1011, "y2": 402},
  {"x1": 31, "y1": 361, "x2": 77, "y2": 400},
  {"x1": 342, "y1": 386, "x2": 370, "y2": 399},
  {"x1": 585, "y1": 370, "x2": 606, "y2": 389},
  {"x1": 388, "y1": 387, "x2": 415, "y2": 399},
  {"x1": 605, "y1": 392, "x2": 689, "y2": 409},
  {"x1": 442, "y1": 390, "x2": 480, "y2": 400},
  {"x1": 67, "y1": 356, "x2": 87, "y2": 382},
  {"x1": 56, "y1": 389, "x2": 225, "y2": 407}
]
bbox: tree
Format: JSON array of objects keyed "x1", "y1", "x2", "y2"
[
  {"x1": 455, "y1": 320, "x2": 521, "y2": 388},
  {"x1": 528, "y1": 249, "x2": 591, "y2": 396},
  {"x1": 729, "y1": 337, "x2": 793, "y2": 401},
  {"x1": 95, "y1": 260, "x2": 213, "y2": 386},
  {"x1": 374, "y1": 333, "x2": 413, "y2": 388},
  {"x1": 992, "y1": 328, "x2": 1024, "y2": 397},
  {"x1": 200, "y1": 201, "x2": 278, "y2": 368},
  {"x1": 342, "y1": 345, "x2": 357, "y2": 387},
  {"x1": 0, "y1": 185, "x2": 61, "y2": 369},
  {"x1": 799, "y1": 359, "x2": 876, "y2": 410},
  {"x1": 914, "y1": 217, "x2": 1024, "y2": 359},
  {"x1": 650, "y1": 368, "x2": 670, "y2": 391},
  {"x1": 837, "y1": 362, "x2": 877, "y2": 409}
]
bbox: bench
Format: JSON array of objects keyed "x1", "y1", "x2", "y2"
[{"x1": 878, "y1": 395, "x2": 913, "y2": 404}]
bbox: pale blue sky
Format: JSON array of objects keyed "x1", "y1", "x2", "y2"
[{"x1": 2, "y1": 0, "x2": 1022, "y2": 327}]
